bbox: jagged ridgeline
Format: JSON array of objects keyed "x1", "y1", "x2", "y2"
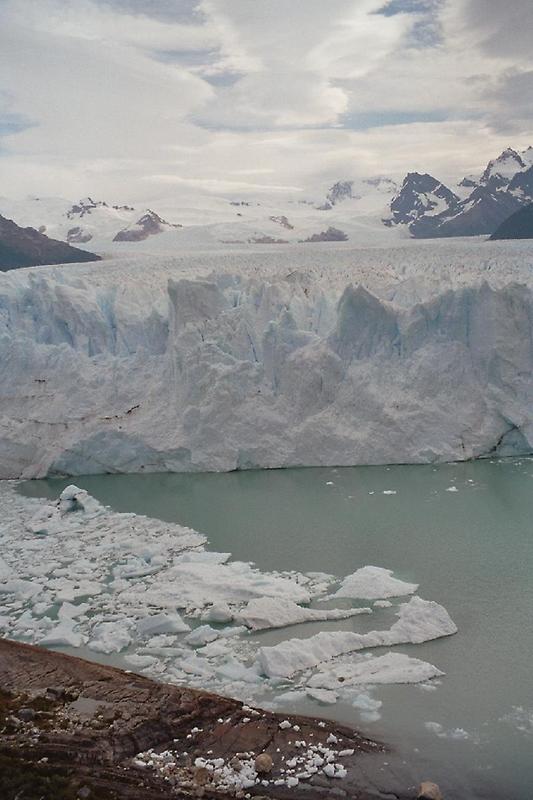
[{"x1": 1, "y1": 145, "x2": 532, "y2": 250}]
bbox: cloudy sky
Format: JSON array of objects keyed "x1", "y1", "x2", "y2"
[{"x1": 0, "y1": 0, "x2": 532, "y2": 203}]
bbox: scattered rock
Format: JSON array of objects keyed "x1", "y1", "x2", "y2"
[
  {"x1": 0, "y1": 638, "x2": 385, "y2": 800},
  {"x1": 254, "y1": 753, "x2": 273, "y2": 773},
  {"x1": 193, "y1": 766, "x2": 210, "y2": 785},
  {"x1": 418, "y1": 781, "x2": 443, "y2": 800},
  {"x1": 46, "y1": 686, "x2": 66, "y2": 701},
  {"x1": 16, "y1": 707, "x2": 35, "y2": 722}
]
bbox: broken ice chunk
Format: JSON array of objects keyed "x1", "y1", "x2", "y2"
[
  {"x1": 236, "y1": 596, "x2": 371, "y2": 631},
  {"x1": 333, "y1": 566, "x2": 418, "y2": 600},
  {"x1": 136, "y1": 612, "x2": 190, "y2": 637}
]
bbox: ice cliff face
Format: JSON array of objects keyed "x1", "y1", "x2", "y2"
[{"x1": 0, "y1": 244, "x2": 532, "y2": 478}]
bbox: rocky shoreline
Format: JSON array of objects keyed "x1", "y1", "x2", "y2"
[{"x1": 0, "y1": 639, "x2": 418, "y2": 800}]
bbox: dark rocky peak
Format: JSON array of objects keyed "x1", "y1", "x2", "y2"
[
  {"x1": 363, "y1": 177, "x2": 397, "y2": 192},
  {"x1": 400, "y1": 172, "x2": 443, "y2": 194},
  {"x1": 389, "y1": 173, "x2": 459, "y2": 225},
  {"x1": 66, "y1": 197, "x2": 106, "y2": 219},
  {"x1": 113, "y1": 209, "x2": 182, "y2": 242},
  {"x1": 326, "y1": 181, "x2": 360, "y2": 206},
  {"x1": 459, "y1": 175, "x2": 478, "y2": 189}
]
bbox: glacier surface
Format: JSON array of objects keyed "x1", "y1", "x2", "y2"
[{"x1": 0, "y1": 240, "x2": 532, "y2": 478}]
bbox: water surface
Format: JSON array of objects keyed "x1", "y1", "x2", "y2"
[{"x1": 21, "y1": 458, "x2": 533, "y2": 799}]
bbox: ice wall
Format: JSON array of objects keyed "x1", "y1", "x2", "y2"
[{"x1": 0, "y1": 247, "x2": 532, "y2": 478}]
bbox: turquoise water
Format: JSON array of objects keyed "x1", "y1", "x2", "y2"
[{"x1": 20, "y1": 458, "x2": 533, "y2": 799}]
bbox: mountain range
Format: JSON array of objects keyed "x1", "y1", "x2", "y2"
[
  {"x1": 1, "y1": 145, "x2": 532, "y2": 265},
  {"x1": 382, "y1": 146, "x2": 533, "y2": 238}
]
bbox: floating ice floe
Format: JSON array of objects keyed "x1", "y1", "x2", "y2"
[
  {"x1": 89, "y1": 620, "x2": 134, "y2": 654},
  {"x1": 235, "y1": 597, "x2": 371, "y2": 631},
  {"x1": 257, "y1": 596, "x2": 457, "y2": 678},
  {"x1": 40, "y1": 619, "x2": 88, "y2": 648},
  {"x1": 0, "y1": 482, "x2": 457, "y2": 709},
  {"x1": 333, "y1": 566, "x2": 418, "y2": 600},
  {"x1": 307, "y1": 652, "x2": 444, "y2": 690},
  {"x1": 500, "y1": 706, "x2": 533, "y2": 736},
  {"x1": 137, "y1": 612, "x2": 190, "y2": 637},
  {"x1": 424, "y1": 721, "x2": 477, "y2": 741},
  {"x1": 352, "y1": 692, "x2": 383, "y2": 722}
]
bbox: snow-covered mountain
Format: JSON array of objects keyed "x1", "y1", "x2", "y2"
[
  {"x1": 321, "y1": 176, "x2": 398, "y2": 212},
  {"x1": 385, "y1": 173, "x2": 460, "y2": 228},
  {"x1": 113, "y1": 209, "x2": 182, "y2": 242},
  {"x1": 1, "y1": 145, "x2": 532, "y2": 256},
  {"x1": 0, "y1": 190, "x2": 406, "y2": 255},
  {"x1": 387, "y1": 146, "x2": 533, "y2": 238},
  {"x1": 0, "y1": 196, "x2": 183, "y2": 250}
]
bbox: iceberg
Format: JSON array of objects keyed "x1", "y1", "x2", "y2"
[{"x1": 333, "y1": 566, "x2": 418, "y2": 600}]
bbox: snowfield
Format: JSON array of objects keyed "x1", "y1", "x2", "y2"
[{"x1": 0, "y1": 239, "x2": 532, "y2": 478}]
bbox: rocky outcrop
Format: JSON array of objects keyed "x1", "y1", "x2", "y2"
[
  {"x1": 0, "y1": 638, "x2": 387, "y2": 800},
  {"x1": 302, "y1": 226, "x2": 348, "y2": 242},
  {"x1": 248, "y1": 235, "x2": 289, "y2": 244},
  {"x1": 269, "y1": 215, "x2": 294, "y2": 230},
  {"x1": 0, "y1": 214, "x2": 101, "y2": 271},
  {"x1": 326, "y1": 180, "x2": 358, "y2": 206},
  {"x1": 66, "y1": 226, "x2": 93, "y2": 244}
]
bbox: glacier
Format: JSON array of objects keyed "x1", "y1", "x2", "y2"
[{"x1": 0, "y1": 239, "x2": 532, "y2": 479}]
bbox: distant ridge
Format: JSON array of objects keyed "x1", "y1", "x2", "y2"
[{"x1": 0, "y1": 213, "x2": 101, "y2": 271}]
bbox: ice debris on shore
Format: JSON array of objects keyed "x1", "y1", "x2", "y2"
[
  {"x1": 134, "y1": 736, "x2": 355, "y2": 794},
  {"x1": 0, "y1": 482, "x2": 455, "y2": 708}
]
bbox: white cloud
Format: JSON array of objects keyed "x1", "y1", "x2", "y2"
[{"x1": 0, "y1": 0, "x2": 532, "y2": 202}]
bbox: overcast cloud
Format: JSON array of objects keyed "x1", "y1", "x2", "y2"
[{"x1": 0, "y1": 0, "x2": 531, "y2": 202}]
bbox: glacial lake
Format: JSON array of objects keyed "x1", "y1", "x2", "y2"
[{"x1": 20, "y1": 458, "x2": 533, "y2": 799}]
